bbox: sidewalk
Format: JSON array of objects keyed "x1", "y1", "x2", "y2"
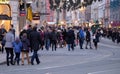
[{"x1": 0, "y1": 52, "x2": 6, "y2": 65}]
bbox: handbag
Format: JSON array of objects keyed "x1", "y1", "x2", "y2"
[{"x1": 93, "y1": 39, "x2": 98, "y2": 43}]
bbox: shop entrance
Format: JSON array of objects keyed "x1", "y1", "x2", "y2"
[{"x1": 0, "y1": 4, "x2": 11, "y2": 31}]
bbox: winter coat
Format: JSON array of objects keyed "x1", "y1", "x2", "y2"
[
  {"x1": 66, "y1": 30, "x2": 75, "y2": 44},
  {"x1": 86, "y1": 31, "x2": 91, "y2": 41},
  {"x1": 21, "y1": 37, "x2": 30, "y2": 52},
  {"x1": 29, "y1": 30, "x2": 41, "y2": 51},
  {"x1": 50, "y1": 31, "x2": 58, "y2": 42},
  {"x1": 4, "y1": 32, "x2": 14, "y2": 48},
  {"x1": 12, "y1": 41, "x2": 22, "y2": 53}
]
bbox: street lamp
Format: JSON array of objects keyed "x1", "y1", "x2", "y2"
[
  {"x1": 79, "y1": 6, "x2": 86, "y2": 26},
  {"x1": 56, "y1": 7, "x2": 60, "y2": 25}
]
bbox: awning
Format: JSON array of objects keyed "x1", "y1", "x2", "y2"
[
  {"x1": 0, "y1": 14, "x2": 12, "y2": 20},
  {"x1": 47, "y1": 22, "x2": 56, "y2": 25}
]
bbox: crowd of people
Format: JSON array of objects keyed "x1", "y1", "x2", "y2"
[{"x1": 0, "y1": 24, "x2": 120, "y2": 66}]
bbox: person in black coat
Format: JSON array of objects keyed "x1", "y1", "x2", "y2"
[
  {"x1": 29, "y1": 26, "x2": 41, "y2": 65},
  {"x1": 0, "y1": 25, "x2": 7, "y2": 53},
  {"x1": 50, "y1": 29, "x2": 58, "y2": 51},
  {"x1": 116, "y1": 30, "x2": 120, "y2": 44},
  {"x1": 85, "y1": 28, "x2": 92, "y2": 49},
  {"x1": 93, "y1": 30, "x2": 100, "y2": 49},
  {"x1": 26, "y1": 25, "x2": 33, "y2": 40},
  {"x1": 66, "y1": 27, "x2": 75, "y2": 51}
]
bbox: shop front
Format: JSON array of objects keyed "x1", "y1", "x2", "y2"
[
  {"x1": 0, "y1": 0, "x2": 11, "y2": 31},
  {"x1": 111, "y1": 21, "x2": 120, "y2": 28}
]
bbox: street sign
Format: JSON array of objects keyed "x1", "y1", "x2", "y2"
[
  {"x1": 20, "y1": 11, "x2": 26, "y2": 16},
  {"x1": 40, "y1": 13, "x2": 50, "y2": 15},
  {"x1": 19, "y1": 3, "x2": 26, "y2": 16},
  {"x1": 33, "y1": 13, "x2": 40, "y2": 20}
]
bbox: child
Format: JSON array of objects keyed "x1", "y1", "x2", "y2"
[{"x1": 12, "y1": 37, "x2": 22, "y2": 65}]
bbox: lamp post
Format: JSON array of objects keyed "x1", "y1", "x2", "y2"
[
  {"x1": 56, "y1": 7, "x2": 60, "y2": 25},
  {"x1": 79, "y1": 6, "x2": 86, "y2": 26}
]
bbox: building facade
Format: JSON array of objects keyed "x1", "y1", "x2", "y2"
[
  {"x1": 85, "y1": 5, "x2": 91, "y2": 23},
  {"x1": 91, "y1": 0, "x2": 107, "y2": 27},
  {"x1": 0, "y1": 0, "x2": 19, "y2": 35},
  {"x1": 45, "y1": 0, "x2": 54, "y2": 22},
  {"x1": 110, "y1": 0, "x2": 120, "y2": 27},
  {"x1": 91, "y1": 1, "x2": 99, "y2": 21}
]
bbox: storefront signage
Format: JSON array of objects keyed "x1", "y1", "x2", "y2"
[
  {"x1": 33, "y1": 13, "x2": 40, "y2": 20},
  {"x1": 0, "y1": 0, "x2": 9, "y2": 4}
]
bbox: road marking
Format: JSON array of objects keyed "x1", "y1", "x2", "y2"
[
  {"x1": 2, "y1": 54, "x2": 111, "y2": 73},
  {"x1": 99, "y1": 43, "x2": 120, "y2": 49},
  {"x1": 88, "y1": 69, "x2": 120, "y2": 74}
]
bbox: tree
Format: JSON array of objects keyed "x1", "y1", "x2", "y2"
[{"x1": 49, "y1": 0, "x2": 102, "y2": 11}]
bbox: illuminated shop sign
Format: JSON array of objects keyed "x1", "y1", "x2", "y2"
[{"x1": 0, "y1": 0, "x2": 9, "y2": 4}]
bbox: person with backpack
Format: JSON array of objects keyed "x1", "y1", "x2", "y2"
[{"x1": 78, "y1": 27, "x2": 85, "y2": 49}]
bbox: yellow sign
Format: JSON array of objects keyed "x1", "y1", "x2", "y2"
[{"x1": 0, "y1": 0, "x2": 9, "y2": 4}]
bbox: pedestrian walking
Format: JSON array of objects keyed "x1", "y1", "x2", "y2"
[
  {"x1": 21, "y1": 33, "x2": 30, "y2": 65},
  {"x1": 0, "y1": 24, "x2": 7, "y2": 53},
  {"x1": 85, "y1": 28, "x2": 92, "y2": 49},
  {"x1": 29, "y1": 26, "x2": 41, "y2": 65},
  {"x1": 50, "y1": 29, "x2": 57, "y2": 51},
  {"x1": 93, "y1": 30, "x2": 100, "y2": 49},
  {"x1": 10, "y1": 24, "x2": 15, "y2": 37},
  {"x1": 78, "y1": 27, "x2": 85, "y2": 49},
  {"x1": 44, "y1": 29, "x2": 50, "y2": 50},
  {"x1": 39, "y1": 27, "x2": 45, "y2": 50},
  {"x1": 4, "y1": 29, "x2": 14, "y2": 66},
  {"x1": 12, "y1": 37, "x2": 22, "y2": 65},
  {"x1": 66, "y1": 27, "x2": 75, "y2": 51}
]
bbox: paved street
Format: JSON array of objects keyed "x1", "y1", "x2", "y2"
[{"x1": 0, "y1": 38, "x2": 120, "y2": 74}]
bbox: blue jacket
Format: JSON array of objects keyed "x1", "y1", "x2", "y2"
[{"x1": 12, "y1": 41, "x2": 22, "y2": 53}]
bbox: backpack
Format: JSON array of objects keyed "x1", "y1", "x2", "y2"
[{"x1": 79, "y1": 30, "x2": 84, "y2": 39}]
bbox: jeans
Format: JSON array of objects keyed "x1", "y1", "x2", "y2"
[
  {"x1": 68, "y1": 43, "x2": 74, "y2": 51},
  {"x1": 5, "y1": 48, "x2": 14, "y2": 66},
  {"x1": 45, "y1": 39, "x2": 50, "y2": 50},
  {"x1": 31, "y1": 50, "x2": 40, "y2": 64},
  {"x1": 14, "y1": 52, "x2": 20, "y2": 65},
  {"x1": 79, "y1": 38, "x2": 84, "y2": 49},
  {"x1": 51, "y1": 40, "x2": 57, "y2": 51}
]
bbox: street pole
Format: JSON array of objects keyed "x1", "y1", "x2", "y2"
[
  {"x1": 56, "y1": 7, "x2": 59, "y2": 26},
  {"x1": 23, "y1": 0, "x2": 27, "y2": 26}
]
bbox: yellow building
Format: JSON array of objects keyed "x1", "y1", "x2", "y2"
[{"x1": 0, "y1": 0, "x2": 11, "y2": 31}]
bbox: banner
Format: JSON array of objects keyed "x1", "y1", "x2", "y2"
[{"x1": 27, "y1": 6, "x2": 33, "y2": 21}]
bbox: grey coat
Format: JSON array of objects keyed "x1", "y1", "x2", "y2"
[{"x1": 4, "y1": 32, "x2": 14, "y2": 48}]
